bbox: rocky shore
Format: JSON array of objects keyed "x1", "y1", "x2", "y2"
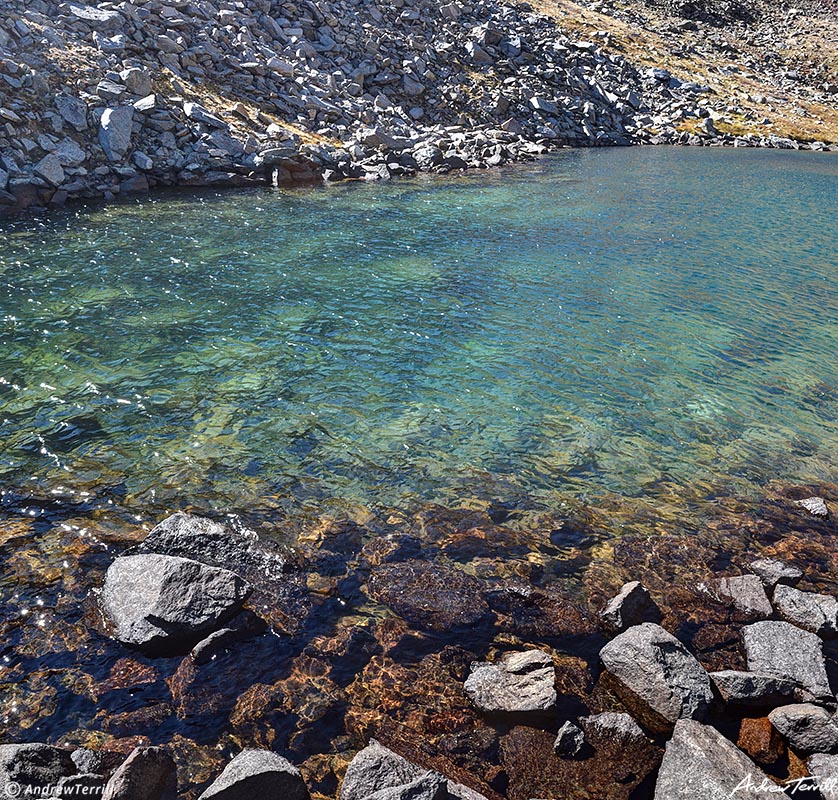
[
  {"x1": 0, "y1": 0, "x2": 836, "y2": 215},
  {"x1": 2, "y1": 486, "x2": 837, "y2": 798}
]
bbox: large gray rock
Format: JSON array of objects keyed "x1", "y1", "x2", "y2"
[
  {"x1": 773, "y1": 586, "x2": 838, "y2": 638},
  {"x1": 807, "y1": 753, "x2": 838, "y2": 799},
  {"x1": 0, "y1": 744, "x2": 75, "y2": 796},
  {"x1": 710, "y1": 670, "x2": 813, "y2": 708},
  {"x1": 696, "y1": 574, "x2": 772, "y2": 620},
  {"x1": 134, "y1": 513, "x2": 287, "y2": 581},
  {"x1": 768, "y1": 704, "x2": 838, "y2": 755},
  {"x1": 102, "y1": 747, "x2": 176, "y2": 800},
  {"x1": 55, "y1": 94, "x2": 88, "y2": 130},
  {"x1": 33, "y1": 154, "x2": 65, "y2": 187},
  {"x1": 198, "y1": 750, "x2": 308, "y2": 800},
  {"x1": 599, "y1": 623, "x2": 713, "y2": 732},
  {"x1": 747, "y1": 558, "x2": 803, "y2": 590},
  {"x1": 99, "y1": 107, "x2": 134, "y2": 161},
  {"x1": 65, "y1": 3, "x2": 123, "y2": 29},
  {"x1": 599, "y1": 581, "x2": 660, "y2": 634},
  {"x1": 742, "y1": 621, "x2": 832, "y2": 700},
  {"x1": 339, "y1": 740, "x2": 449, "y2": 800},
  {"x1": 101, "y1": 554, "x2": 250, "y2": 653},
  {"x1": 654, "y1": 719, "x2": 779, "y2": 799},
  {"x1": 464, "y1": 649, "x2": 557, "y2": 716},
  {"x1": 581, "y1": 712, "x2": 648, "y2": 746}
]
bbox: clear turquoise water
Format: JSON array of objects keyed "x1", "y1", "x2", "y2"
[{"x1": 1, "y1": 147, "x2": 837, "y2": 518}]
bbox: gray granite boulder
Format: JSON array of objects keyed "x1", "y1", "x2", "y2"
[
  {"x1": 464, "y1": 649, "x2": 556, "y2": 716},
  {"x1": 768, "y1": 704, "x2": 838, "y2": 755},
  {"x1": 599, "y1": 581, "x2": 661, "y2": 634},
  {"x1": 742, "y1": 621, "x2": 832, "y2": 700},
  {"x1": 710, "y1": 669, "x2": 813, "y2": 708},
  {"x1": 98, "y1": 106, "x2": 134, "y2": 161},
  {"x1": 773, "y1": 586, "x2": 838, "y2": 639},
  {"x1": 807, "y1": 753, "x2": 838, "y2": 799},
  {"x1": 748, "y1": 558, "x2": 803, "y2": 591},
  {"x1": 696, "y1": 574, "x2": 772, "y2": 620},
  {"x1": 101, "y1": 554, "x2": 250, "y2": 653},
  {"x1": 581, "y1": 712, "x2": 648, "y2": 745},
  {"x1": 198, "y1": 750, "x2": 308, "y2": 800},
  {"x1": 0, "y1": 744, "x2": 76, "y2": 796},
  {"x1": 599, "y1": 623, "x2": 713, "y2": 732},
  {"x1": 554, "y1": 721, "x2": 585, "y2": 757},
  {"x1": 654, "y1": 719, "x2": 779, "y2": 799},
  {"x1": 102, "y1": 747, "x2": 176, "y2": 800}
]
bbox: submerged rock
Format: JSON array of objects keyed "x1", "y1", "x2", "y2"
[
  {"x1": 768, "y1": 704, "x2": 838, "y2": 755},
  {"x1": 773, "y1": 586, "x2": 838, "y2": 639},
  {"x1": 747, "y1": 558, "x2": 803, "y2": 590},
  {"x1": 598, "y1": 581, "x2": 661, "y2": 634},
  {"x1": 198, "y1": 750, "x2": 309, "y2": 800},
  {"x1": 366, "y1": 560, "x2": 492, "y2": 632},
  {"x1": 101, "y1": 554, "x2": 250, "y2": 653},
  {"x1": 696, "y1": 575, "x2": 772, "y2": 621},
  {"x1": 710, "y1": 670, "x2": 813, "y2": 708},
  {"x1": 741, "y1": 621, "x2": 832, "y2": 700},
  {"x1": 599, "y1": 623, "x2": 713, "y2": 732},
  {"x1": 654, "y1": 719, "x2": 779, "y2": 799},
  {"x1": 464, "y1": 650, "x2": 557, "y2": 717},
  {"x1": 102, "y1": 747, "x2": 176, "y2": 800}
]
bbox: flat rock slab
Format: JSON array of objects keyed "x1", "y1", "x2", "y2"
[
  {"x1": 464, "y1": 649, "x2": 557, "y2": 716},
  {"x1": 773, "y1": 586, "x2": 838, "y2": 639},
  {"x1": 768, "y1": 704, "x2": 838, "y2": 755},
  {"x1": 366, "y1": 560, "x2": 492, "y2": 632},
  {"x1": 710, "y1": 669, "x2": 813, "y2": 708},
  {"x1": 654, "y1": 719, "x2": 780, "y2": 799},
  {"x1": 101, "y1": 554, "x2": 250, "y2": 653},
  {"x1": 748, "y1": 558, "x2": 803, "y2": 590},
  {"x1": 599, "y1": 623, "x2": 713, "y2": 732},
  {"x1": 696, "y1": 574, "x2": 772, "y2": 621},
  {"x1": 599, "y1": 581, "x2": 661, "y2": 633},
  {"x1": 742, "y1": 621, "x2": 832, "y2": 700},
  {"x1": 198, "y1": 750, "x2": 308, "y2": 800}
]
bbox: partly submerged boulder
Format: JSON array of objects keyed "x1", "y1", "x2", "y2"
[
  {"x1": 599, "y1": 623, "x2": 713, "y2": 732},
  {"x1": 599, "y1": 581, "x2": 661, "y2": 634},
  {"x1": 772, "y1": 586, "x2": 838, "y2": 639},
  {"x1": 464, "y1": 650, "x2": 556, "y2": 717},
  {"x1": 101, "y1": 554, "x2": 250, "y2": 653}
]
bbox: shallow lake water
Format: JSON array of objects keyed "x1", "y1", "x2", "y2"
[{"x1": 0, "y1": 147, "x2": 837, "y2": 798}]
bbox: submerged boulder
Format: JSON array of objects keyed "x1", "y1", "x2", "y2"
[
  {"x1": 101, "y1": 554, "x2": 250, "y2": 653},
  {"x1": 599, "y1": 623, "x2": 713, "y2": 732},
  {"x1": 654, "y1": 719, "x2": 779, "y2": 799},
  {"x1": 747, "y1": 558, "x2": 803, "y2": 591},
  {"x1": 599, "y1": 581, "x2": 661, "y2": 634},
  {"x1": 741, "y1": 621, "x2": 832, "y2": 700},
  {"x1": 198, "y1": 750, "x2": 309, "y2": 800},
  {"x1": 464, "y1": 649, "x2": 557, "y2": 717}
]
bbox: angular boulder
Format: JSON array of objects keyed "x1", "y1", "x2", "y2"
[
  {"x1": 99, "y1": 106, "x2": 134, "y2": 161},
  {"x1": 102, "y1": 747, "x2": 176, "y2": 800},
  {"x1": 101, "y1": 554, "x2": 250, "y2": 653},
  {"x1": 198, "y1": 750, "x2": 308, "y2": 800},
  {"x1": 710, "y1": 670, "x2": 813, "y2": 708},
  {"x1": 599, "y1": 581, "x2": 661, "y2": 634},
  {"x1": 554, "y1": 721, "x2": 585, "y2": 757},
  {"x1": 773, "y1": 586, "x2": 838, "y2": 639},
  {"x1": 747, "y1": 558, "x2": 803, "y2": 591},
  {"x1": 339, "y1": 740, "x2": 450, "y2": 800},
  {"x1": 742, "y1": 621, "x2": 832, "y2": 700},
  {"x1": 599, "y1": 623, "x2": 713, "y2": 732},
  {"x1": 696, "y1": 574, "x2": 772, "y2": 621},
  {"x1": 654, "y1": 720, "x2": 780, "y2": 799},
  {"x1": 768, "y1": 704, "x2": 838, "y2": 755},
  {"x1": 464, "y1": 649, "x2": 556, "y2": 716},
  {"x1": 581, "y1": 712, "x2": 648, "y2": 746},
  {"x1": 807, "y1": 753, "x2": 838, "y2": 799}
]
